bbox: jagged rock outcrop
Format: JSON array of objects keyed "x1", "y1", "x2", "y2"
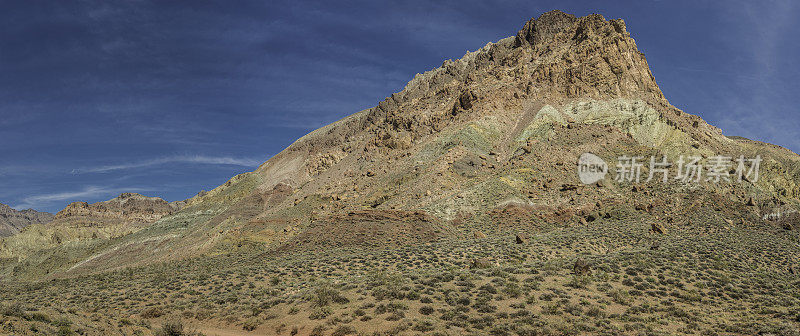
[
  {"x1": 55, "y1": 193, "x2": 176, "y2": 222},
  {"x1": 0, "y1": 203, "x2": 53, "y2": 237},
  {"x1": 514, "y1": 11, "x2": 665, "y2": 101}
]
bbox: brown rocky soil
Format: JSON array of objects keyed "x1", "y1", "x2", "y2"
[{"x1": 275, "y1": 210, "x2": 454, "y2": 252}]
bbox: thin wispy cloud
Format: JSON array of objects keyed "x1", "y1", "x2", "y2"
[
  {"x1": 71, "y1": 155, "x2": 264, "y2": 174},
  {"x1": 13, "y1": 185, "x2": 148, "y2": 211},
  {"x1": 711, "y1": 0, "x2": 799, "y2": 151}
]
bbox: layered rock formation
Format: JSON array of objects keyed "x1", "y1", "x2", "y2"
[
  {"x1": 2, "y1": 10, "x2": 799, "y2": 278},
  {"x1": 89, "y1": 10, "x2": 793, "y2": 267},
  {"x1": 0, "y1": 203, "x2": 53, "y2": 237},
  {"x1": 0, "y1": 193, "x2": 177, "y2": 260},
  {"x1": 229, "y1": 10, "x2": 794, "y2": 221},
  {"x1": 55, "y1": 193, "x2": 176, "y2": 222}
]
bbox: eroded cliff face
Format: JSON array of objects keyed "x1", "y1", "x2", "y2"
[{"x1": 0, "y1": 203, "x2": 53, "y2": 237}]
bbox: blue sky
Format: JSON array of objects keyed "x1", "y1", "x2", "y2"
[{"x1": 1, "y1": 0, "x2": 797, "y2": 212}]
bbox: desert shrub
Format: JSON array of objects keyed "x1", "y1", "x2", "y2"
[
  {"x1": 586, "y1": 306, "x2": 605, "y2": 317},
  {"x1": 566, "y1": 275, "x2": 593, "y2": 289},
  {"x1": 413, "y1": 320, "x2": 435, "y2": 332},
  {"x1": 57, "y1": 325, "x2": 75, "y2": 336},
  {"x1": 331, "y1": 325, "x2": 356, "y2": 336},
  {"x1": 141, "y1": 306, "x2": 165, "y2": 319},
  {"x1": 385, "y1": 311, "x2": 405, "y2": 321},
  {"x1": 375, "y1": 304, "x2": 387, "y2": 314},
  {"x1": 0, "y1": 302, "x2": 24, "y2": 318},
  {"x1": 479, "y1": 283, "x2": 498, "y2": 294},
  {"x1": 475, "y1": 303, "x2": 497, "y2": 313},
  {"x1": 420, "y1": 305, "x2": 435, "y2": 315},
  {"x1": 309, "y1": 283, "x2": 349, "y2": 307},
  {"x1": 309, "y1": 325, "x2": 327, "y2": 336},
  {"x1": 489, "y1": 324, "x2": 513, "y2": 336},
  {"x1": 563, "y1": 302, "x2": 583, "y2": 316},
  {"x1": 540, "y1": 292, "x2": 556, "y2": 301},
  {"x1": 455, "y1": 296, "x2": 471, "y2": 306},
  {"x1": 155, "y1": 321, "x2": 183, "y2": 336},
  {"x1": 369, "y1": 270, "x2": 405, "y2": 300},
  {"x1": 609, "y1": 288, "x2": 631, "y2": 305},
  {"x1": 242, "y1": 318, "x2": 260, "y2": 331},
  {"x1": 29, "y1": 311, "x2": 50, "y2": 323},
  {"x1": 53, "y1": 317, "x2": 74, "y2": 335},
  {"x1": 542, "y1": 303, "x2": 560, "y2": 315},
  {"x1": 405, "y1": 290, "x2": 421, "y2": 300},
  {"x1": 309, "y1": 307, "x2": 332, "y2": 320},
  {"x1": 503, "y1": 282, "x2": 522, "y2": 298}
]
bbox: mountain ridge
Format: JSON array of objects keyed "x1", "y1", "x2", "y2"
[
  {"x1": 0, "y1": 203, "x2": 53, "y2": 237},
  {"x1": 3, "y1": 8, "x2": 799, "y2": 279}
]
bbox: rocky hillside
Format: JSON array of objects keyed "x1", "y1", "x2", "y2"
[
  {"x1": 55, "y1": 192, "x2": 176, "y2": 222},
  {"x1": 0, "y1": 203, "x2": 53, "y2": 237},
  {"x1": 0, "y1": 193, "x2": 177, "y2": 261},
  {"x1": 3, "y1": 9, "x2": 799, "y2": 279},
  {"x1": 2, "y1": 11, "x2": 800, "y2": 335}
]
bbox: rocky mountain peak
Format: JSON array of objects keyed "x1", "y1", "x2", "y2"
[
  {"x1": 513, "y1": 10, "x2": 664, "y2": 102},
  {"x1": 248, "y1": 12, "x2": 683, "y2": 194},
  {"x1": 117, "y1": 192, "x2": 141, "y2": 199},
  {"x1": 514, "y1": 10, "x2": 631, "y2": 46},
  {"x1": 514, "y1": 10, "x2": 581, "y2": 46}
]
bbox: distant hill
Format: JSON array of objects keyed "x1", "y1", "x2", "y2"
[
  {"x1": 0, "y1": 203, "x2": 53, "y2": 237},
  {"x1": 0, "y1": 193, "x2": 177, "y2": 261}
]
